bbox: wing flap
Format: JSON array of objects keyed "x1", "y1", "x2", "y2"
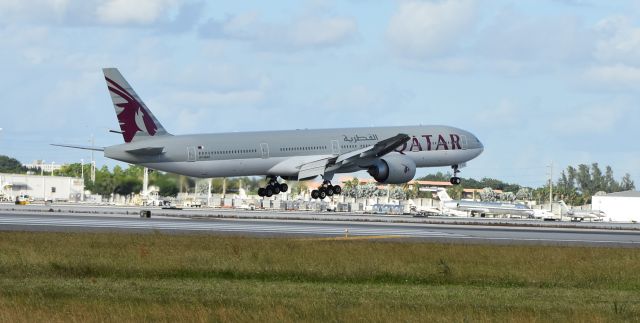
[{"x1": 298, "y1": 158, "x2": 329, "y2": 179}]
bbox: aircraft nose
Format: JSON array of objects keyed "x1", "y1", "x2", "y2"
[{"x1": 471, "y1": 134, "x2": 484, "y2": 150}]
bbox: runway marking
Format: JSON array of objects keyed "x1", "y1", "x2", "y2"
[
  {"x1": 0, "y1": 216, "x2": 466, "y2": 238},
  {"x1": 300, "y1": 235, "x2": 406, "y2": 241},
  {"x1": 1, "y1": 215, "x2": 639, "y2": 246}
]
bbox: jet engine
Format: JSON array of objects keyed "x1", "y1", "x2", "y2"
[{"x1": 366, "y1": 155, "x2": 416, "y2": 184}]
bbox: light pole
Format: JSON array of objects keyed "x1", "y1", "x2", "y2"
[
  {"x1": 90, "y1": 134, "x2": 95, "y2": 183},
  {"x1": 80, "y1": 159, "x2": 85, "y2": 202},
  {"x1": 42, "y1": 160, "x2": 45, "y2": 202}
]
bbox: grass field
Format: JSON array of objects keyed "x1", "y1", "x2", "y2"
[{"x1": 1, "y1": 231, "x2": 639, "y2": 322}]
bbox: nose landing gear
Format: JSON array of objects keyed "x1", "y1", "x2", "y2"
[
  {"x1": 311, "y1": 180, "x2": 342, "y2": 200},
  {"x1": 450, "y1": 165, "x2": 462, "y2": 185},
  {"x1": 257, "y1": 176, "x2": 289, "y2": 197}
]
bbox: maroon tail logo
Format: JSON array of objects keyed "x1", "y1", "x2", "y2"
[{"x1": 106, "y1": 77, "x2": 157, "y2": 142}]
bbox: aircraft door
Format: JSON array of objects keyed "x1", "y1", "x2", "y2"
[
  {"x1": 331, "y1": 140, "x2": 340, "y2": 155},
  {"x1": 260, "y1": 143, "x2": 269, "y2": 159},
  {"x1": 187, "y1": 146, "x2": 196, "y2": 162}
]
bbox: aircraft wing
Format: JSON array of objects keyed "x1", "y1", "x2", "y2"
[
  {"x1": 335, "y1": 133, "x2": 410, "y2": 164},
  {"x1": 296, "y1": 133, "x2": 410, "y2": 179}
]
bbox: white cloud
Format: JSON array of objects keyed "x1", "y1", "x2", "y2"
[
  {"x1": 199, "y1": 11, "x2": 357, "y2": 50},
  {"x1": 289, "y1": 16, "x2": 357, "y2": 48},
  {"x1": 473, "y1": 99, "x2": 521, "y2": 127},
  {"x1": 386, "y1": 0, "x2": 476, "y2": 59},
  {"x1": 0, "y1": 0, "x2": 71, "y2": 21},
  {"x1": 322, "y1": 85, "x2": 384, "y2": 111},
  {"x1": 582, "y1": 64, "x2": 640, "y2": 90},
  {"x1": 162, "y1": 89, "x2": 265, "y2": 108},
  {"x1": 476, "y1": 10, "x2": 591, "y2": 65},
  {"x1": 594, "y1": 15, "x2": 640, "y2": 66},
  {"x1": 552, "y1": 102, "x2": 629, "y2": 135},
  {"x1": 0, "y1": 0, "x2": 185, "y2": 26},
  {"x1": 96, "y1": 0, "x2": 183, "y2": 25}
]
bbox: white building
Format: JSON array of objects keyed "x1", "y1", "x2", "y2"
[
  {"x1": 23, "y1": 160, "x2": 66, "y2": 173},
  {"x1": 0, "y1": 173, "x2": 84, "y2": 202},
  {"x1": 592, "y1": 191, "x2": 640, "y2": 222}
]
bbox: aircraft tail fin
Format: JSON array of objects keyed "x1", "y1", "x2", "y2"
[
  {"x1": 558, "y1": 200, "x2": 570, "y2": 212},
  {"x1": 103, "y1": 68, "x2": 171, "y2": 143},
  {"x1": 436, "y1": 188, "x2": 452, "y2": 202}
]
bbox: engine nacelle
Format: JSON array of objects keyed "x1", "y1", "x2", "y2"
[{"x1": 367, "y1": 155, "x2": 416, "y2": 184}]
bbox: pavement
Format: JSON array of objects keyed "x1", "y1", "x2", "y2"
[{"x1": 1, "y1": 203, "x2": 639, "y2": 247}]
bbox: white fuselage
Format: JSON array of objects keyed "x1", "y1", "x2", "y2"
[{"x1": 105, "y1": 125, "x2": 484, "y2": 179}]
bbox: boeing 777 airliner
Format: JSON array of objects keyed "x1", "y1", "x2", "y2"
[{"x1": 55, "y1": 68, "x2": 484, "y2": 199}]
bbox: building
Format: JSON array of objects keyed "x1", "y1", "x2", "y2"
[
  {"x1": 0, "y1": 173, "x2": 84, "y2": 202},
  {"x1": 591, "y1": 191, "x2": 640, "y2": 222},
  {"x1": 339, "y1": 176, "x2": 503, "y2": 201},
  {"x1": 23, "y1": 160, "x2": 66, "y2": 174}
]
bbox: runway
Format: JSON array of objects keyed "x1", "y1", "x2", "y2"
[{"x1": 1, "y1": 213, "x2": 639, "y2": 247}]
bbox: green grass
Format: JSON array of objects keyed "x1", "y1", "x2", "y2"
[{"x1": 1, "y1": 231, "x2": 639, "y2": 322}]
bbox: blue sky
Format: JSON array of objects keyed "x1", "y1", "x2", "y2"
[{"x1": 0, "y1": 0, "x2": 638, "y2": 187}]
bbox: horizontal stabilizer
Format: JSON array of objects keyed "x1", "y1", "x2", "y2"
[
  {"x1": 51, "y1": 144, "x2": 105, "y2": 152},
  {"x1": 125, "y1": 147, "x2": 165, "y2": 156}
]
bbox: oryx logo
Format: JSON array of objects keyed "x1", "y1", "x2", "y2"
[
  {"x1": 403, "y1": 164, "x2": 410, "y2": 174},
  {"x1": 105, "y1": 77, "x2": 157, "y2": 142}
]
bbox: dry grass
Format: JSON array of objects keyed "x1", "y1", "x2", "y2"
[{"x1": 0, "y1": 231, "x2": 639, "y2": 322}]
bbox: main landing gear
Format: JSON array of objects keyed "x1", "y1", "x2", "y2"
[
  {"x1": 311, "y1": 180, "x2": 342, "y2": 200},
  {"x1": 257, "y1": 176, "x2": 289, "y2": 198},
  {"x1": 450, "y1": 165, "x2": 462, "y2": 185}
]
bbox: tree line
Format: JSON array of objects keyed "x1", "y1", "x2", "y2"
[
  {"x1": 54, "y1": 163, "x2": 264, "y2": 197},
  {"x1": 417, "y1": 164, "x2": 634, "y2": 205},
  {"x1": 0, "y1": 155, "x2": 635, "y2": 204}
]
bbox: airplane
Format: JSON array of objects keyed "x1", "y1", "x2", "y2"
[
  {"x1": 558, "y1": 200, "x2": 606, "y2": 222},
  {"x1": 54, "y1": 68, "x2": 484, "y2": 199},
  {"x1": 435, "y1": 188, "x2": 534, "y2": 218},
  {"x1": 531, "y1": 209, "x2": 559, "y2": 221}
]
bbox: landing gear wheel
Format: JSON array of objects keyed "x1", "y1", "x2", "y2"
[
  {"x1": 319, "y1": 191, "x2": 327, "y2": 199},
  {"x1": 271, "y1": 185, "x2": 281, "y2": 195},
  {"x1": 265, "y1": 188, "x2": 274, "y2": 197},
  {"x1": 332, "y1": 185, "x2": 342, "y2": 195},
  {"x1": 311, "y1": 190, "x2": 320, "y2": 199},
  {"x1": 326, "y1": 188, "x2": 334, "y2": 197},
  {"x1": 450, "y1": 165, "x2": 462, "y2": 185},
  {"x1": 258, "y1": 188, "x2": 266, "y2": 197},
  {"x1": 279, "y1": 183, "x2": 288, "y2": 193}
]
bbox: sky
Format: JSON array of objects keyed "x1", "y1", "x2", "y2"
[{"x1": 0, "y1": 0, "x2": 638, "y2": 188}]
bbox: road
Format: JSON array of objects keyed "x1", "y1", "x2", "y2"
[{"x1": 1, "y1": 212, "x2": 639, "y2": 247}]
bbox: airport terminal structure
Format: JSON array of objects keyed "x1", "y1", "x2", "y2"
[
  {"x1": 592, "y1": 191, "x2": 640, "y2": 222},
  {"x1": 0, "y1": 173, "x2": 84, "y2": 202},
  {"x1": 2, "y1": 170, "x2": 639, "y2": 223}
]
